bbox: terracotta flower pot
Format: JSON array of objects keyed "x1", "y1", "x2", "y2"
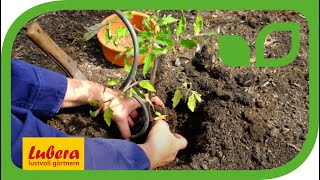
[{"x1": 97, "y1": 11, "x2": 158, "y2": 67}]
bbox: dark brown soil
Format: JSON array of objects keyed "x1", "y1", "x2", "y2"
[{"x1": 11, "y1": 10, "x2": 309, "y2": 170}]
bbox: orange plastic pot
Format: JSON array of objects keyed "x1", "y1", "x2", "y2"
[{"x1": 97, "y1": 11, "x2": 158, "y2": 67}]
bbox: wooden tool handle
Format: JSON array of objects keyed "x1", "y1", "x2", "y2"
[{"x1": 26, "y1": 22, "x2": 87, "y2": 80}]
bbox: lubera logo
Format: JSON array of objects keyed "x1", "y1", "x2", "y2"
[
  {"x1": 218, "y1": 22, "x2": 301, "y2": 67},
  {"x1": 23, "y1": 138, "x2": 84, "y2": 170},
  {"x1": 28, "y1": 145, "x2": 80, "y2": 159}
]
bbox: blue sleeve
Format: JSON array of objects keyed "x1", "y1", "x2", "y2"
[
  {"x1": 11, "y1": 60, "x2": 150, "y2": 170},
  {"x1": 11, "y1": 107, "x2": 70, "y2": 168},
  {"x1": 84, "y1": 138, "x2": 150, "y2": 170},
  {"x1": 11, "y1": 60, "x2": 67, "y2": 117}
]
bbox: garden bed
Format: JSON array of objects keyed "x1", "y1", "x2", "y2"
[{"x1": 11, "y1": 10, "x2": 309, "y2": 170}]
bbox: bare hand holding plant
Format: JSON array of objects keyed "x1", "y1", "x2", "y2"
[
  {"x1": 138, "y1": 120, "x2": 187, "y2": 169},
  {"x1": 61, "y1": 78, "x2": 164, "y2": 140},
  {"x1": 101, "y1": 91, "x2": 164, "y2": 140}
]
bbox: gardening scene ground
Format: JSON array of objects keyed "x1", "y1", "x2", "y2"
[{"x1": 11, "y1": 10, "x2": 309, "y2": 170}]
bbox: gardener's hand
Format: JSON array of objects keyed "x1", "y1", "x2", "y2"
[
  {"x1": 102, "y1": 89, "x2": 165, "y2": 140},
  {"x1": 61, "y1": 78, "x2": 164, "y2": 140},
  {"x1": 138, "y1": 120, "x2": 188, "y2": 169}
]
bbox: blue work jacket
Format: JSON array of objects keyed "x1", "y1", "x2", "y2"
[{"x1": 11, "y1": 60, "x2": 150, "y2": 170}]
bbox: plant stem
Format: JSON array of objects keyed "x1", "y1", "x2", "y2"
[
  {"x1": 133, "y1": 26, "x2": 142, "y2": 34},
  {"x1": 148, "y1": 34, "x2": 158, "y2": 99},
  {"x1": 122, "y1": 81, "x2": 139, "y2": 93},
  {"x1": 103, "y1": 99, "x2": 112, "y2": 104},
  {"x1": 145, "y1": 34, "x2": 159, "y2": 117},
  {"x1": 150, "y1": 57, "x2": 158, "y2": 86},
  {"x1": 182, "y1": 87, "x2": 194, "y2": 97}
]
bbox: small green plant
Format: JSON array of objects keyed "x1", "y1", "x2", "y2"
[
  {"x1": 83, "y1": 11, "x2": 214, "y2": 126},
  {"x1": 172, "y1": 82, "x2": 203, "y2": 112},
  {"x1": 154, "y1": 112, "x2": 168, "y2": 121},
  {"x1": 88, "y1": 88, "x2": 115, "y2": 127}
]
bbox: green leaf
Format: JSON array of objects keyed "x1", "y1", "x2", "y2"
[
  {"x1": 82, "y1": 29, "x2": 100, "y2": 42},
  {"x1": 85, "y1": 23, "x2": 103, "y2": 31},
  {"x1": 153, "y1": 47, "x2": 167, "y2": 56},
  {"x1": 193, "y1": 13, "x2": 203, "y2": 35},
  {"x1": 187, "y1": 94, "x2": 196, "y2": 112},
  {"x1": 199, "y1": 31, "x2": 215, "y2": 36},
  {"x1": 105, "y1": 22, "x2": 112, "y2": 43},
  {"x1": 126, "y1": 48, "x2": 134, "y2": 57},
  {"x1": 182, "y1": 81, "x2": 189, "y2": 88},
  {"x1": 123, "y1": 48, "x2": 134, "y2": 74},
  {"x1": 111, "y1": 16, "x2": 117, "y2": 22},
  {"x1": 114, "y1": 51, "x2": 126, "y2": 60},
  {"x1": 142, "y1": 17, "x2": 151, "y2": 29},
  {"x1": 156, "y1": 32, "x2": 174, "y2": 47},
  {"x1": 124, "y1": 58, "x2": 132, "y2": 74},
  {"x1": 89, "y1": 109, "x2": 100, "y2": 118},
  {"x1": 133, "y1": 88, "x2": 145, "y2": 99},
  {"x1": 172, "y1": 89, "x2": 183, "y2": 108},
  {"x1": 193, "y1": 91, "x2": 203, "y2": 102},
  {"x1": 181, "y1": 38, "x2": 198, "y2": 49},
  {"x1": 139, "y1": 80, "x2": 156, "y2": 92},
  {"x1": 176, "y1": 11, "x2": 186, "y2": 37},
  {"x1": 156, "y1": 37, "x2": 174, "y2": 47},
  {"x1": 164, "y1": 46, "x2": 173, "y2": 53},
  {"x1": 112, "y1": 48, "x2": 132, "y2": 64},
  {"x1": 127, "y1": 88, "x2": 135, "y2": 98},
  {"x1": 89, "y1": 99, "x2": 100, "y2": 107},
  {"x1": 138, "y1": 31, "x2": 153, "y2": 43},
  {"x1": 81, "y1": 24, "x2": 103, "y2": 42},
  {"x1": 103, "y1": 108, "x2": 113, "y2": 127},
  {"x1": 139, "y1": 44, "x2": 149, "y2": 54},
  {"x1": 105, "y1": 29, "x2": 112, "y2": 43},
  {"x1": 142, "y1": 53, "x2": 155, "y2": 77},
  {"x1": 150, "y1": 14, "x2": 159, "y2": 22},
  {"x1": 124, "y1": 11, "x2": 133, "y2": 19},
  {"x1": 116, "y1": 27, "x2": 128, "y2": 38},
  {"x1": 154, "y1": 112, "x2": 167, "y2": 121},
  {"x1": 166, "y1": 24, "x2": 172, "y2": 36},
  {"x1": 159, "y1": 14, "x2": 179, "y2": 26},
  {"x1": 105, "y1": 78, "x2": 121, "y2": 87},
  {"x1": 113, "y1": 26, "x2": 128, "y2": 46}
]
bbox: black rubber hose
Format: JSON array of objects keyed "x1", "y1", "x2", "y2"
[
  {"x1": 131, "y1": 94, "x2": 150, "y2": 139},
  {"x1": 114, "y1": 10, "x2": 138, "y2": 90},
  {"x1": 113, "y1": 10, "x2": 150, "y2": 139}
]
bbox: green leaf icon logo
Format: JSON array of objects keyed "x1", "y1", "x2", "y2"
[
  {"x1": 255, "y1": 22, "x2": 300, "y2": 67},
  {"x1": 218, "y1": 35, "x2": 251, "y2": 67}
]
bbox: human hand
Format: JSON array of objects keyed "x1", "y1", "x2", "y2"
[
  {"x1": 61, "y1": 78, "x2": 164, "y2": 140},
  {"x1": 102, "y1": 88, "x2": 165, "y2": 140},
  {"x1": 138, "y1": 120, "x2": 188, "y2": 169}
]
